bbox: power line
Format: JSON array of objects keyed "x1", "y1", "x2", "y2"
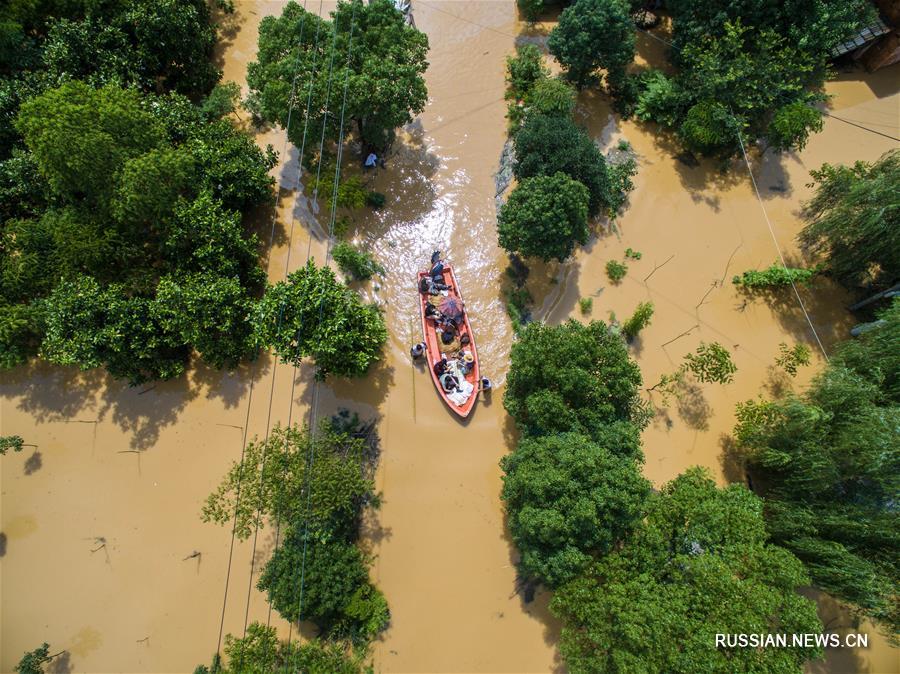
[
  {"x1": 215, "y1": 0, "x2": 322, "y2": 667},
  {"x1": 288, "y1": 4, "x2": 360, "y2": 671},
  {"x1": 821, "y1": 110, "x2": 900, "y2": 142}
]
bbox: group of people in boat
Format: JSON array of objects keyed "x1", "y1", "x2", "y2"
[{"x1": 418, "y1": 253, "x2": 475, "y2": 399}]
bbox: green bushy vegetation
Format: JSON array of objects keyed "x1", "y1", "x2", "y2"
[
  {"x1": 332, "y1": 242, "x2": 385, "y2": 281},
  {"x1": 513, "y1": 114, "x2": 612, "y2": 217},
  {"x1": 622, "y1": 0, "x2": 870, "y2": 156},
  {"x1": 202, "y1": 415, "x2": 389, "y2": 666},
  {"x1": 503, "y1": 320, "x2": 646, "y2": 456},
  {"x1": 501, "y1": 432, "x2": 651, "y2": 586},
  {"x1": 621, "y1": 301, "x2": 653, "y2": 340},
  {"x1": 605, "y1": 259, "x2": 627, "y2": 283},
  {"x1": 735, "y1": 300, "x2": 900, "y2": 634},
  {"x1": 548, "y1": 0, "x2": 635, "y2": 90},
  {"x1": 193, "y1": 622, "x2": 364, "y2": 674},
  {"x1": 733, "y1": 263, "x2": 818, "y2": 289}
]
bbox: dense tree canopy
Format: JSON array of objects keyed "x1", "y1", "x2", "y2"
[
  {"x1": 800, "y1": 150, "x2": 899, "y2": 292},
  {"x1": 247, "y1": 0, "x2": 428, "y2": 151},
  {"x1": 0, "y1": 1, "x2": 282, "y2": 381},
  {"x1": 513, "y1": 113, "x2": 612, "y2": 216},
  {"x1": 254, "y1": 262, "x2": 387, "y2": 379},
  {"x1": 497, "y1": 173, "x2": 589, "y2": 262},
  {"x1": 504, "y1": 319, "x2": 646, "y2": 454},
  {"x1": 735, "y1": 301, "x2": 900, "y2": 633},
  {"x1": 548, "y1": 0, "x2": 634, "y2": 89},
  {"x1": 501, "y1": 432, "x2": 650, "y2": 586},
  {"x1": 551, "y1": 468, "x2": 824, "y2": 674},
  {"x1": 2, "y1": 82, "x2": 275, "y2": 378},
  {"x1": 631, "y1": 0, "x2": 869, "y2": 156}
]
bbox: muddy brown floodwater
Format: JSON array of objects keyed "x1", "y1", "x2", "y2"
[{"x1": 1, "y1": 2, "x2": 898, "y2": 673}]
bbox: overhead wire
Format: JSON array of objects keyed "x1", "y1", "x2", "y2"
[
  {"x1": 235, "y1": 2, "x2": 334, "y2": 668},
  {"x1": 286, "y1": 3, "x2": 361, "y2": 671},
  {"x1": 213, "y1": 1, "x2": 314, "y2": 662}
]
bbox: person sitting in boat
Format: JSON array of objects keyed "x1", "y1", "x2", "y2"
[
  {"x1": 433, "y1": 355, "x2": 448, "y2": 377},
  {"x1": 419, "y1": 275, "x2": 448, "y2": 295},
  {"x1": 424, "y1": 303, "x2": 442, "y2": 322},
  {"x1": 437, "y1": 318, "x2": 458, "y2": 345},
  {"x1": 440, "y1": 371, "x2": 461, "y2": 393}
]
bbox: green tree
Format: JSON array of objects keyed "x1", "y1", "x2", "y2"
[
  {"x1": 497, "y1": 173, "x2": 589, "y2": 262},
  {"x1": 732, "y1": 263, "x2": 818, "y2": 289},
  {"x1": 505, "y1": 43, "x2": 548, "y2": 102},
  {"x1": 162, "y1": 191, "x2": 264, "y2": 289},
  {"x1": 547, "y1": 0, "x2": 635, "y2": 89},
  {"x1": 501, "y1": 432, "x2": 651, "y2": 586},
  {"x1": 683, "y1": 341, "x2": 736, "y2": 384},
  {"x1": 767, "y1": 101, "x2": 823, "y2": 152},
  {"x1": 504, "y1": 319, "x2": 646, "y2": 452},
  {"x1": 551, "y1": 467, "x2": 824, "y2": 674},
  {"x1": 258, "y1": 528, "x2": 389, "y2": 640},
  {"x1": 246, "y1": 0, "x2": 429, "y2": 150},
  {"x1": 735, "y1": 305, "x2": 900, "y2": 632},
  {"x1": 517, "y1": 0, "x2": 546, "y2": 22},
  {"x1": 202, "y1": 423, "x2": 374, "y2": 540},
  {"x1": 799, "y1": 150, "x2": 900, "y2": 291},
  {"x1": 633, "y1": 0, "x2": 869, "y2": 156},
  {"x1": 254, "y1": 261, "x2": 386, "y2": 379},
  {"x1": 775, "y1": 341, "x2": 811, "y2": 377},
  {"x1": 0, "y1": 434, "x2": 25, "y2": 454},
  {"x1": 16, "y1": 643, "x2": 62, "y2": 674},
  {"x1": 154, "y1": 273, "x2": 257, "y2": 370},
  {"x1": 513, "y1": 114, "x2": 612, "y2": 216},
  {"x1": 16, "y1": 81, "x2": 164, "y2": 204},
  {"x1": 111, "y1": 147, "x2": 197, "y2": 227}
]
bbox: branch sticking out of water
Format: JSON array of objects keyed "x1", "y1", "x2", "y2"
[{"x1": 644, "y1": 255, "x2": 675, "y2": 282}]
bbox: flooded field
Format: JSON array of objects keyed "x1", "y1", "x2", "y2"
[{"x1": 1, "y1": 1, "x2": 898, "y2": 672}]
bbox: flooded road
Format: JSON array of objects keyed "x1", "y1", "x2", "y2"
[{"x1": 1, "y1": 1, "x2": 898, "y2": 672}]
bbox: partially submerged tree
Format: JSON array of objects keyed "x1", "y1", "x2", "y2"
[
  {"x1": 501, "y1": 432, "x2": 651, "y2": 586},
  {"x1": 497, "y1": 173, "x2": 589, "y2": 262},
  {"x1": 254, "y1": 262, "x2": 387, "y2": 379},
  {"x1": 684, "y1": 341, "x2": 737, "y2": 384},
  {"x1": 246, "y1": 0, "x2": 429, "y2": 151},
  {"x1": 735, "y1": 302, "x2": 900, "y2": 634},
  {"x1": 800, "y1": 149, "x2": 899, "y2": 292},
  {"x1": 202, "y1": 423, "x2": 374, "y2": 540},
  {"x1": 551, "y1": 468, "x2": 824, "y2": 673},
  {"x1": 194, "y1": 622, "x2": 363, "y2": 674},
  {"x1": 631, "y1": 0, "x2": 870, "y2": 156}
]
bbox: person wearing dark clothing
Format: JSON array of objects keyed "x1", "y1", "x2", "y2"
[{"x1": 433, "y1": 356, "x2": 448, "y2": 377}]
